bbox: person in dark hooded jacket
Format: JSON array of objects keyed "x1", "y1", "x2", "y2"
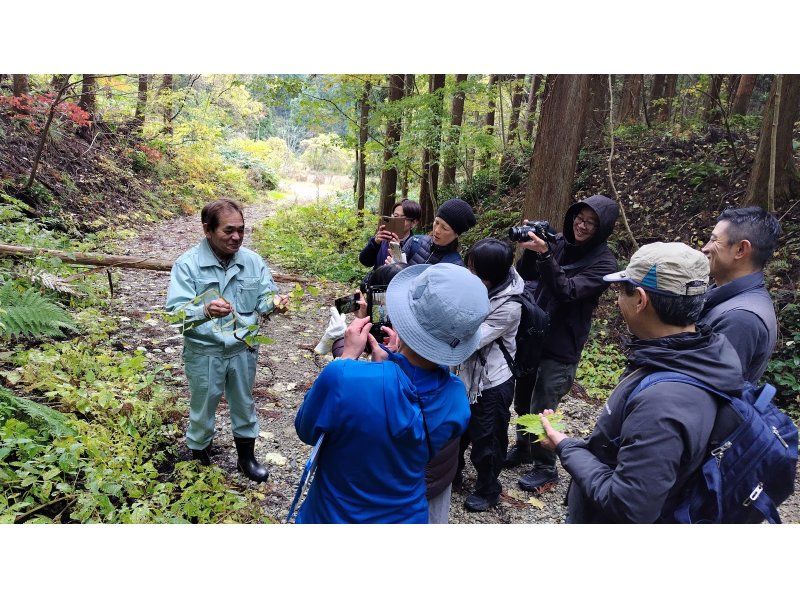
[
  {"x1": 538, "y1": 242, "x2": 745, "y2": 523},
  {"x1": 505, "y1": 194, "x2": 619, "y2": 494}
]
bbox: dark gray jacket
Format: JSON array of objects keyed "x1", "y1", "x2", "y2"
[
  {"x1": 404, "y1": 235, "x2": 464, "y2": 267},
  {"x1": 556, "y1": 326, "x2": 744, "y2": 523},
  {"x1": 699, "y1": 271, "x2": 777, "y2": 384}
]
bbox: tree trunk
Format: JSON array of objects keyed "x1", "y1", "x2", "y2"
[
  {"x1": 398, "y1": 74, "x2": 415, "y2": 200},
  {"x1": 507, "y1": 74, "x2": 526, "y2": 141},
  {"x1": 485, "y1": 74, "x2": 498, "y2": 135},
  {"x1": 134, "y1": 74, "x2": 149, "y2": 133},
  {"x1": 662, "y1": 74, "x2": 679, "y2": 122},
  {"x1": 161, "y1": 74, "x2": 174, "y2": 134},
  {"x1": 584, "y1": 74, "x2": 610, "y2": 145},
  {"x1": 650, "y1": 74, "x2": 667, "y2": 122},
  {"x1": 442, "y1": 74, "x2": 468, "y2": 188},
  {"x1": 12, "y1": 74, "x2": 29, "y2": 97},
  {"x1": 731, "y1": 74, "x2": 758, "y2": 116},
  {"x1": 419, "y1": 74, "x2": 446, "y2": 227},
  {"x1": 523, "y1": 75, "x2": 592, "y2": 227},
  {"x1": 703, "y1": 74, "x2": 725, "y2": 125},
  {"x1": 744, "y1": 74, "x2": 800, "y2": 208},
  {"x1": 525, "y1": 74, "x2": 544, "y2": 141},
  {"x1": 78, "y1": 74, "x2": 97, "y2": 117},
  {"x1": 617, "y1": 75, "x2": 642, "y2": 124},
  {"x1": 378, "y1": 74, "x2": 405, "y2": 215},
  {"x1": 356, "y1": 81, "x2": 371, "y2": 213}
]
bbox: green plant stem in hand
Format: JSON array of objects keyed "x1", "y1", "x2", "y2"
[{"x1": 515, "y1": 412, "x2": 566, "y2": 442}]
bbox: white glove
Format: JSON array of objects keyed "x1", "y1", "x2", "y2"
[{"x1": 314, "y1": 306, "x2": 347, "y2": 354}]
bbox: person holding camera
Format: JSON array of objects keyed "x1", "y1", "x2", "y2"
[
  {"x1": 293, "y1": 263, "x2": 489, "y2": 523},
  {"x1": 455, "y1": 239, "x2": 525, "y2": 512},
  {"x1": 359, "y1": 200, "x2": 421, "y2": 269},
  {"x1": 506, "y1": 194, "x2": 619, "y2": 495},
  {"x1": 165, "y1": 198, "x2": 289, "y2": 483},
  {"x1": 400, "y1": 198, "x2": 476, "y2": 266}
]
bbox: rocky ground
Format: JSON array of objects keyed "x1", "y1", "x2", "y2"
[{"x1": 110, "y1": 200, "x2": 800, "y2": 524}]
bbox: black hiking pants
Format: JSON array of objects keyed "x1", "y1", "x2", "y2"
[{"x1": 458, "y1": 377, "x2": 516, "y2": 499}]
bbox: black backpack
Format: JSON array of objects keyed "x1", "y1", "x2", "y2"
[{"x1": 495, "y1": 283, "x2": 550, "y2": 379}]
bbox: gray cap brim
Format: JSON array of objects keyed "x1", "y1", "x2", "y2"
[
  {"x1": 386, "y1": 264, "x2": 482, "y2": 366},
  {"x1": 603, "y1": 270, "x2": 633, "y2": 283}
]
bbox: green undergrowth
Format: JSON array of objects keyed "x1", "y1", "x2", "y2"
[
  {"x1": 253, "y1": 198, "x2": 376, "y2": 284},
  {"x1": 0, "y1": 315, "x2": 272, "y2": 523},
  {"x1": 576, "y1": 321, "x2": 628, "y2": 400}
]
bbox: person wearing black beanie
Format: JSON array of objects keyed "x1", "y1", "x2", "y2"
[{"x1": 401, "y1": 198, "x2": 477, "y2": 268}]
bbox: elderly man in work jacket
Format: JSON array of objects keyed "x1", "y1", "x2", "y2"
[{"x1": 166, "y1": 198, "x2": 288, "y2": 482}]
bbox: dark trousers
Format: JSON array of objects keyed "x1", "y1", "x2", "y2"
[
  {"x1": 458, "y1": 377, "x2": 516, "y2": 499},
  {"x1": 512, "y1": 358, "x2": 577, "y2": 469}
]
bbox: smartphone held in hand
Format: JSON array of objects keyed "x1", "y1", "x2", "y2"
[{"x1": 335, "y1": 292, "x2": 361, "y2": 314}]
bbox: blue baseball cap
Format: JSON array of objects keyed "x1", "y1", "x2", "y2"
[{"x1": 386, "y1": 263, "x2": 490, "y2": 366}]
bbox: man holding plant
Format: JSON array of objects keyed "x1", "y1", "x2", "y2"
[{"x1": 166, "y1": 198, "x2": 289, "y2": 482}]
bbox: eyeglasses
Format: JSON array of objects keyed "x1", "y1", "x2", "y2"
[
  {"x1": 574, "y1": 216, "x2": 598, "y2": 231},
  {"x1": 391, "y1": 213, "x2": 411, "y2": 220}
]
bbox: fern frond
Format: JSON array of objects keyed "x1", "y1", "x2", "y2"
[
  {"x1": 0, "y1": 283, "x2": 77, "y2": 339},
  {"x1": 0, "y1": 387, "x2": 77, "y2": 438}
]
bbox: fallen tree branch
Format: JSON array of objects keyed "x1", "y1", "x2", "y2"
[{"x1": 0, "y1": 243, "x2": 312, "y2": 283}]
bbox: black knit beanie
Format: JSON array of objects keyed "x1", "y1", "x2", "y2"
[{"x1": 436, "y1": 198, "x2": 476, "y2": 235}]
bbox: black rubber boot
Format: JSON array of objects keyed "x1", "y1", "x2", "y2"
[
  {"x1": 502, "y1": 442, "x2": 534, "y2": 469},
  {"x1": 518, "y1": 466, "x2": 558, "y2": 494},
  {"x1": 191, "y1": 442, "x2": 212, "y2": 466},
  {"x1": 234, "y1": 437, "x2": 269, "y2": 483}
]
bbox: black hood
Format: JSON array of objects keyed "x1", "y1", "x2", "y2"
[
  {"x1": 562, "y1": 194, "x2": 619, "y2": 248},
  {"x1": 626, "y1": 326, "x2": 744, "y2": 395}
]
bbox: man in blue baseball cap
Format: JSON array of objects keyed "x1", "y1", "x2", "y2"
[{"x1": 294, "y1": 263, "x2": 490, "y2": 523}]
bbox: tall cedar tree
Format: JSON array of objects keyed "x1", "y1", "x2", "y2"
[
  {"x1": 584, "y1": 74, "x2": 610, "y2": 145},
  {"x1": 617, "y1": 75, "x2": 642, "y2": 124},
  {"x1": 356, "y1": 81, "x2": 371, "y2": 213},
  {"x1": 419, "y1": 74, "x2": 446, "y2": 227},
  {"x1": 650, "y1": 74, "x2": 667, "y2": 121},
  {"x1": 480, "y1": 74, "x2": 499, "y2": 168},
  {"x1": 442, "y1": 74, "x2": 468, "y2": 188},
  {"x1": 78, "y1": 75, "x2": 97, "y2": 117},
  {"x1": 703, "y1": 75, "x2": 725, "y2": 124},
  {"x1": 523, "y1": 74, "x2": 592, "y2": 226},
  {"x1": 134, "y1": 74, "x2": 149, "y2": 133},
  {"x1": 662, "y1": 74, "x2": 679, "y2": 122},
  {"x1": 399, "y1": 74, "x2": 415, "y2": 200},
  {"x1": 731, "y1": 74, "x2": 758, "y2": 115},
  {"x1": 506, "y1": 74, "x2": 526, "y2": 141},
  {"x1": 745, "y1": 75, "x2": 800, "y2": 207},
  {"x1": 12, "y1": 75, "x2": 29, "y2": 97},
  {"x1": 161, "y1": 74, "x2": 174, "y2": 135},
  {"x1": 378, "y1": 74, "x2": 405, "y2": 215},
  {"x1": 525, "y1": 74, "x2": 544, "y2": 141}
]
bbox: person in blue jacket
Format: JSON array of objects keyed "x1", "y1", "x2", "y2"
[{"x1": 294, "y1": 263, "x2": 490, "y2": 523}]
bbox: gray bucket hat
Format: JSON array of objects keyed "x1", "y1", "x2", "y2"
[{"x1": 386, "y1": 263, "x2": 490, "y2": 366}]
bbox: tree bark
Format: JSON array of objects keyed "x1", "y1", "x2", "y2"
[
  {"x1": 703, "y1": 74, "x2": 725, "y2": 125},
  {"x1": 419, "y1": 74, "x2": 446, "y2": 227},
  {"x1": 731, "y1": 74, "x2": 758, "y2": 116},
  {"x1": 524, "y1": 74, "x2": 544, "y2": 141},
  {"x1": 78, "y1": 74, "x2": 97, "y2": 117},
  {"x1": 662, "y1": 74, "x2": 679, "y2": 122},
  {"x1": 378, "y1": 74, "x2": 405, "y2": 215},
  {"x1": 650, "y1": 74, "x2": 667, "y2": 122},
  {"x1": 584, "y1": 74, "x2": 610, "y2": 145},
  {"x1": 442, "y1": 74, "x2": 468, "y2": 188},
  {"x1": 160, "y1": 74, "x2": 174, "y2": 134},
  {"x1": 617, "y1": 75, "x2": 643, "y2": 124},
  {"x1": 12, "y1": 75, "x2": 29, "y2": 97},
  {"x1": 744, "y1": 75, "x2": 800, "y2": 207},
  {"x1": 356, "y1": 81, "x2": 371, "y2": 213},
  {"x1": 506, "y1": 74, "x2": 526, "y2": 141},
  {"x1": 523, "y1": 74, "x2": 592, "y2": 227},
  {"x1": 134, "y1": 74, "x2": 149, "y2": 133},
  {"x1": 485, "y1": 74, "x2": 498, "y2": 135},
  {"x1": 399, "y1": 74, "x2": 415, "y2": 200}
]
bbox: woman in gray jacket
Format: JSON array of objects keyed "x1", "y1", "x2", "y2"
[{"x1": 456, "y1": 239, "x2": 524, "y2": 512}]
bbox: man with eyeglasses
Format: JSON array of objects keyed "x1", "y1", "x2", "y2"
[{"x1": 505, "y1": 195, "x2": 620, "y2": 495}]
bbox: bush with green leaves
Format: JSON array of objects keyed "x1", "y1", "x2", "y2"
[
  {"x1": 0, "y1": 282, "x2": 77, "y2": 339},
  {"x1": 254, "y1": 198, "x2": 375, "y2": 283},
  {"x1": 576, "y1": 321, "x2": 627, "y2": 399}
]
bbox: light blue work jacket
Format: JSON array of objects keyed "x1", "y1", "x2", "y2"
[{"x1": 165, "y1": 239, "x2": 278, "y2": 357}]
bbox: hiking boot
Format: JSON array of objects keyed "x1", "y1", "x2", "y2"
[
  {"x1": 464, "y1": 493, "x2": 500, "y2": 512},
  {"x1": 502, "y1": 443, "x2": 533, "y2": 469},
  {"x1": 234, "y1": 437, "x2": 269, "y2": 483},
  {"x1": 191, "y1": 442, "x2": 213, "y2": 466},
  {"x1": 518, "y1": 467, "x2": 558, "y2": 494}
]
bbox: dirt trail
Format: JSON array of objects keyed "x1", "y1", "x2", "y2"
[{"x1": 109, "y1": 201, "x2": 800, "y2": 524}]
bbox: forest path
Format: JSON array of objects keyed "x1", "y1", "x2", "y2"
[{"x1": 107, "y1": 200, "x2": 800, "y2": 524}]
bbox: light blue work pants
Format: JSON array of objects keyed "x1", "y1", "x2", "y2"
[{"x1": 183, "y1": 346, "x2": 259, "y2": 450}]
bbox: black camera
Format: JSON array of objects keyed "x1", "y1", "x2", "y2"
[{"x1": 508, "y1": 220, "x2": 558, "y2": 243}]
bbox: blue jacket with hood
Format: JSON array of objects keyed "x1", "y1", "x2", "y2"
[{"x1": 294, "y1": 351, "x2": 470, "y2": 524}]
